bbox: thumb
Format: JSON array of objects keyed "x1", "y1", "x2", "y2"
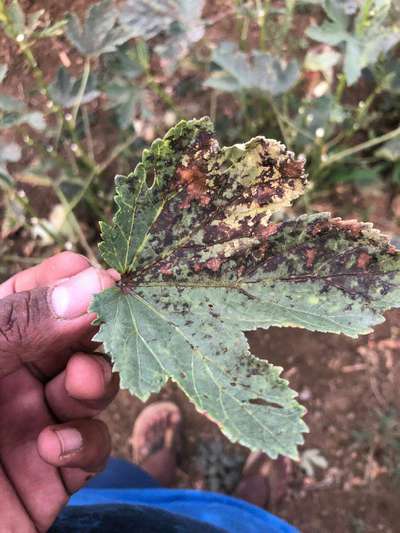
[{"x1": 0, "y1": 267, "x2": 117, "y2": 377}]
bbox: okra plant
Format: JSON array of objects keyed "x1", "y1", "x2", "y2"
[{"x1": 91, "y1": 117, "x2": 400, "y2": 459}]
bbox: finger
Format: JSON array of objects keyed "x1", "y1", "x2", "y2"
[
  {"x1": 61, "y1": 466, "x2": 99, "y2": 495},
  {"x1": 0, "y1": 267, "x2": 118, "y2": 378},
  {"x1": 45, "y1": 353, "x2": 119, "y2": 421},
  {"x1": 0, "y1": 466, "x2": 38, "y2": 533},
  {"x1": 0, "y1": 368, "x2": 69, "y2": 532},
  {"x1": 37, "y1": 419, "x2": 111, "y2": 472},
  {"x1": 0, "y1": 252, "x2": 91, "y2": 298},
  {"x1": 27, "y1": 326, "x2": 101, "y2": 381}
]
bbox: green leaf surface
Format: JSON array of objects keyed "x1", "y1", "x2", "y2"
[
  {"x1": 304, "y1": 48, "x2": 341, "y2": 76},
  {"x1": 0, "y1": 93, "x2": 45, "y2": 131},
  {"x1": 104, "y1": 80, "x2": 145, "y2": 130},
  {"x1": 0, "y1": 141, "x2": 21, "y2": 187},
  {"x1": 119, "y1": 0, "x2": 204, "y2": 40},
  {"x1": 93, "y1": 118, "x2": 400, "y2": 457},
  {"x1": 306, "y1": 21, "x2": 348, "y2": 47},
  {"x1": 7, "y1": 0, "x2": 25, "y2": 35},
  {"x1": 0, "y1": 108, "x2": 46, "y2": 131},
  {"x1": 343, "y1": 37, "x2": 362, "y2": 85},
  {"x1": 119, "y1": 0, "x2": 205, "y2": 73},
  {"x1": 48, "y1": 67, "x2": 100, "y2": 108},
  {"x1": 0, "y1": 65, "x2": 8, "y2": 85},
  {"x1": 376, "y1": 139, "x2": 400, "y2": 162},
  {"x1": 0, "y1": 94, "x2": 25, "y2": 113},
  {"x1": 206, "y1": 42, "x2": 300, "y2": 96},
  {"x1": 306, "y1": 0, "x2": 400, "y2": 85},
  {"x1": 66, "y1": 0, "x2": 133, "y2": 57},
  {"x1": 103, "y1": 45, "x2": 145, "y2": 80},
  {"x1": 3, "y1": 0, "x2": 60, "y2": 40}
]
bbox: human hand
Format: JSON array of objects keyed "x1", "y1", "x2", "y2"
[{"x1": 0, "y1": 252, "x2": 120, "y2": 532}]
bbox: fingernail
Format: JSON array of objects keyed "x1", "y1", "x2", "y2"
[
  {"x1": 51, "y1": 267, "x2": 116, "y2": 319},
  {"x1": 97, "y1": 356, "x2": 113, "y2": 385},
  {"x1": 55, "y1": 428, "x2": 83, "y2": 457}
]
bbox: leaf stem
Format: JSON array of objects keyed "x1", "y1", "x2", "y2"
[
  {"x1": 321, "y1": 125, "x2": 400, "y2": 167},
  {"x1": 267, "y1": 95, "x2": 290, "y2": 146},
  {"x1": 64, "y1": 132, "x2": 137, "y2": 215},
  {"x1": 335, "y1": 73, "x2": 346, "y2": 102},
  {"x1": 82, "y1": 106, "x2": 95, "y2": 161},
  {"x1": 2, "y1": 254, "x2": 44, "y2": 265},
  {"x1": 71, "y1": 57, "x2": 91, "y2": 126},
  {"x1": 55, "y1": 187, "x2": 99, "y2": 266}
]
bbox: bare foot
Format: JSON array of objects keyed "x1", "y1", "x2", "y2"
[
  {"x1": 234, "y1": 452, "x2": 291, "y2": 508},
  {"x1": 129, "y1": 401, "x2": 182, "y2": 487}
]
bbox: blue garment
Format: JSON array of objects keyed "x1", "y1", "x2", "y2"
[
  {"x1": 86, "y1": 457, "x2": 161, "y2": 489},
  {"x1": 52, "y1": 458, "x2": 299, "y2": 533},
  {"x1": 51, "y1": 503, "x2": 226, "y2": 533}
]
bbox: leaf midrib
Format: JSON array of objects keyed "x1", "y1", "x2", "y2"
[{"x1": 133, "y1": 267, "x2": 399, "y2": 290}]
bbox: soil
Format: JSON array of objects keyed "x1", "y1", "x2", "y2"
[{"x1": 1, "y1": 1, "x2": 400, "y2": 533}]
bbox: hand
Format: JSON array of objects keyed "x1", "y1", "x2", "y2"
[{"x1": 0, "y1": 252, "x2": 120, "y2": 532}]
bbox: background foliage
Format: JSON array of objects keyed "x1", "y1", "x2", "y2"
[{"x1": 0, "y1": 0, "x2": 399, "y2": 268}]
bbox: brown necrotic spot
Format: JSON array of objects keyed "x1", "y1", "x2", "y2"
[
  {"x1": 253, "y1": 184, "x2": 275, "y2": 203},
  {"x1": 330, "y1": 218, "x2": 363, "y2": 237},
  {"x1": 248, "y1": 398, "x2": 270, "y2": 406},
  {"x1": 283, "y1": 157, "x2": 305, "y2": 179},
  {"x1": 196, "y1": 130, "x2": 214, "y2": 150},
  {"x1": 176, "y1": 164, "x2": 211, "y2": 208},
  {"x1": 256, "y1": 222, "x2": 280, "y2": 240},
  {"x1": 146, "y1": 167, "x2": 156, "y2": 187},
  {"x1": 205, "y1": 257, "x2": 222, "y2": 272},
  {"x1": 356, "y1": 252, "x2": 371, "y2": 270},
  {"x1": 159, "y1": 262, "x2": 174, "y2": 276},
  {"x1": 305, "y1": 248, "x2": 317, "y2": 268}
]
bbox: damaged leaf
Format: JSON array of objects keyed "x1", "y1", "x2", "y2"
[{"x1": 92, "y1": 117, "x2": 400, "y2": 458}]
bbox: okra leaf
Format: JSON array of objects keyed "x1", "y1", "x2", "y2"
[
  {"x1": 205, "y1": 42, "x2": 300, "y2": 96},
  {"x1": 0, "y1": 65, "x2": 8, "y2": 84},
  {"x1": 0, "y1": 142, "x2": 21, "y2": 187},
  {"x1": 66, "y1": 0, "x2": 133, "y2": 57},
  {"x1": 48, "y1": 67, "x2": 100, "y2": 108},
  {"x1": 92, "y1": 117, "x2": 400, "y2": 458},
  {"x1": 119, "y1": 0, "x2": 206, "y2": 73}
]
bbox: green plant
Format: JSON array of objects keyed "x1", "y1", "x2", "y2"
[
  {"x1": 352, "y1": 407, "x2": 400, "y2": 483},
  {"x1": 204, "y1": 1, "x2": 400, "y2": 190},
  {"x1": 306, "y1": 0, "x2": 400, "y2": 86},
  {"x1": 1, "y1": 0, "x2": 400, "y2": 261},
  {"x1": 91, "y1": 117, "x2": 400, "y2": 458}
]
